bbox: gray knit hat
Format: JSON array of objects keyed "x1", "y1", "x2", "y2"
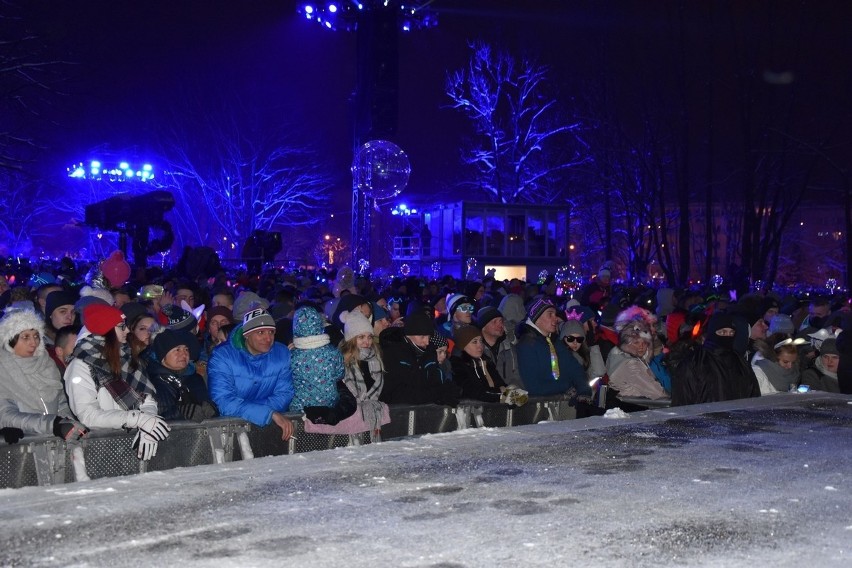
[
  {"x1": 242, "y1": 309, "x2": 276, "y2": 335},
  {"x1": 233, "y1": 292, "x2": 270, "y2": 321}
]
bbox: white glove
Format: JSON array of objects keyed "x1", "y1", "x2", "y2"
[
  {"x1": 501, "y1": 387, "x2": 529, "y2": 407},
  {"x1": 125, "y1": 410, "x2": 171, "y2": 441},
  {"x1": 131, "y1": 431, "x2": 159, "y2": 461}
]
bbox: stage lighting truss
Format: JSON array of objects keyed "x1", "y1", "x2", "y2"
[
  {"x1": 67, "y1": 160, "x2": 155, "y2": 182},
  {"x1": 299, "y1": 1, "x2": 438, "y2": 32}
]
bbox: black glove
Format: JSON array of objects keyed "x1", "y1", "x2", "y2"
[
  {"x1": 178, "y1": 400, "x2": 200, "y2": 422},
  {"x1": 179, "y1": 399, "x2": 219, "y2": 423},
  {"x1": 200, "y1": 400, "x2": 219, "y2": 420},
  {"x1": 304, "y1": 380, "x2": 357, "y2": 425},
  {"x1": 53, "y1": 417, "x2": 89, "y2": 441},
  {"x1": 304, "y1": 406, "x2": 338, "y2": 425},
  {"x1": 586, "y1": 327, "x2": 597, "y2": 347},
  {"x1": 1, "y1": 427, "x2": 24, "y2": 444}
]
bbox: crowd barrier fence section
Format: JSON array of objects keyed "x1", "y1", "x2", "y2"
[{"x1": 0, "y1": 396, "x2": 581, "y2": 489}]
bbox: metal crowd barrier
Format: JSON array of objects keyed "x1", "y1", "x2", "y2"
[{"x1": 0, "y1": 396, "x2": 580, "y2": 489}]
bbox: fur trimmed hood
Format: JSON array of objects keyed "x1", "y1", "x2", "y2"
[{"x1": 0, "y1": 308, "x2": 47, "y2": 356}]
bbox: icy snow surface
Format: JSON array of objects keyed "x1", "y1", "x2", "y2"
[{"x1": 0, "y1": 393, "x2": 849, "y2": 567}]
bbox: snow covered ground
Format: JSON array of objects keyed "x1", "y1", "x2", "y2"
[{"x1": 1, "y1": 393, "x2": 850, "y2": 567}]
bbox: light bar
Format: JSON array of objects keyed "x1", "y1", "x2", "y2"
[
  {"x1": 298, "y1": 0, "x2": 437, "y2": 32},
  {"x1": 66, "y1": 160, "x2": 155, "y2": 182}
]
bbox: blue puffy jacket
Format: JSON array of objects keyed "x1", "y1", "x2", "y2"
[{"x1": 208, "y1": 327, "x2": 294, "y2": 426}]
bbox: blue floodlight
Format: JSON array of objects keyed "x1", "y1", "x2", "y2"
[
  {"x1": 67, "y1": 159, "x2": 155, "y2": 182},
  {"x1": 299, "y1": 1, "x2": 436, "y2": 32}
]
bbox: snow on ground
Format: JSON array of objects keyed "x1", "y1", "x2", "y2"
[{"x1": 0, "y1": 393, "x2": 850, "y2": 568}]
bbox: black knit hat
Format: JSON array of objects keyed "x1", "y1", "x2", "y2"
[
  {"x1": 120, "y1": 302, "x2": 150, "y2": 327},
  {"x1": 152, "y1": 329, "x2": 200, "y2": 363},
  {"x1": 429, "y1": 333, "x2": 448, "y2": 349},
  {"x1": 476, "y1": 306, "x2": 502, "y2": 329},
  {"x1": 526, "y1": 298, "x2": 556, "y2": 324},
  {"x1": 45, "y1": 290, "x2": 78, "y2": 319},
  {"x1": 404, "y1": 310, "x2": 435, "y2": 336},
  {"x1": 161, "y1": 304, "x2": 198, "y2": 332}
]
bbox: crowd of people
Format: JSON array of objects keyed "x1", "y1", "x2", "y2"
[{"x1": 0, "y1": 256, "x2": 850, "y2": 477}]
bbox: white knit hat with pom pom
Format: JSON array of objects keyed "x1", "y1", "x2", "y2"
[{"x1": 341, "y1": 310, "x2": 373, "y2": 341}]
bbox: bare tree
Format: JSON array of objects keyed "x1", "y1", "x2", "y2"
[
  {"x1": 159, "y1": 97, "x2": 333, "y2": 258},
  {"x1": 0, "y1": 170, "x2": 45, "y2": 255},
  {"x1": 446, "y1": 41, "x2": 589, "y2": 204}
]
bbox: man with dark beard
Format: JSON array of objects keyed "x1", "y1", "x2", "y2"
[{"x1": 670, "y1": 313, "x2": 761, "y2": 406}]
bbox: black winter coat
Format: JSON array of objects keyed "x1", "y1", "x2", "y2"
[
  {"x1": 147, "y1": 360, "x2": 219, "y2": 422},
  {"x1": 670, "y1": 342, "x2": 760, "y2": 406},
  {"x1": 378, "y1": 327, "x2": 460, "y2": 406},
  {"x1": 450, "y1": 352, "x2": 505, "y2": 403}
]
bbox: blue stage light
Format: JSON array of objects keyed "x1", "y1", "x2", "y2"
[
  {"x1": 68, "y1": 159, "x2": 155, "y2": 182},
  {"x1": 299, "y1": 1, "x2": 436, "y2": 32}
]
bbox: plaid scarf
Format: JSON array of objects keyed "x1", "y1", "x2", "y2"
[{"x1": 72, "y1": 336, "x2": 157, "y2": 410}]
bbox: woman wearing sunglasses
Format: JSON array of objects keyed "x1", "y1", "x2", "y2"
[{"x1": 558, "y1": 313, "x2": 605, "y2": 382}]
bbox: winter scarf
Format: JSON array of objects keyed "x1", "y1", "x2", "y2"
[
  {"x1": 814, "y1": 356, "x2": 838, "y2": 380},
  {"x1": 341, "y1": 347, "x2": 386, "y2": 430},
  {"x1": 754, "y1": 358, "x2": 800, "y2": 392},
  {"x1": 71, "y1": 336, "x2": 156, "y2": 410},
  {"x1": 345, "y1": 347, "x2": 384, "y2": 400},
  {"x1": 0, "y1": 348, "x2": 69, "y2": 416}
]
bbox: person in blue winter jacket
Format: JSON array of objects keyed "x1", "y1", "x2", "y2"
[
  {"x1": 208, "y1": 309, "x2": 295, "y2": 441},
  {"x1": 516, "y1": 298, "x2": 591, "y2": 399}
]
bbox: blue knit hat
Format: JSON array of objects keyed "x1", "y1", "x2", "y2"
[{"x1": 372, "y1": 302, "x2": 390, "y2": 322}]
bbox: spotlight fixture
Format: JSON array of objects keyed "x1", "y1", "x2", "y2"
[{"x1": 298, "y1": 0, "x2": 437, "y2": 32}]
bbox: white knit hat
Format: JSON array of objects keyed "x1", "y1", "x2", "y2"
[
  {"x1": 341, "y1": 310, "x2": 373, "y2": 341},
  {"x1": 0, "y1": 308, "x2": 47, "y2": 355}
]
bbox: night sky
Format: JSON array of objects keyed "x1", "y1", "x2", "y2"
[{"x1": 8, "y1": 0, "x2": 852, "y2": 239}]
